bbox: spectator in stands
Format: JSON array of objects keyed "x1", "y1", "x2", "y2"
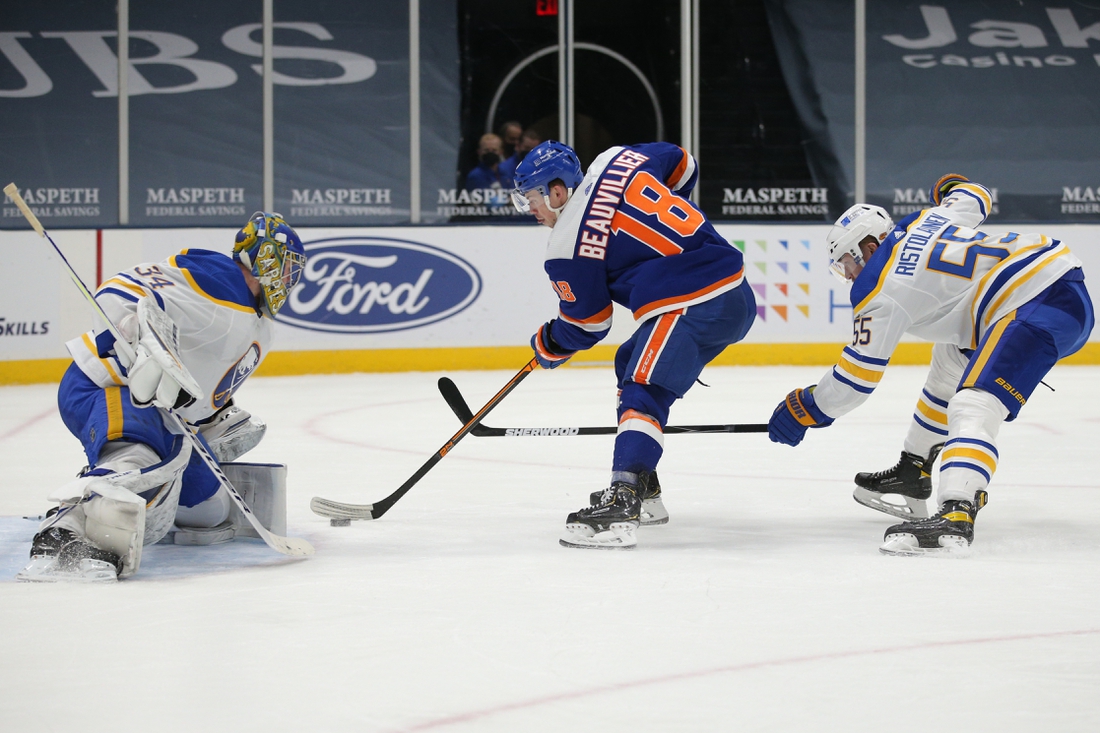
[
  {"x1": 500, "y1": 127, "x2": 543, "y2": 182},
  {"x1": 498, "y1": 121, "x2": 523, "y2": 158},
  {"x1": 464, "y1": 133, "x2": 511, "y2": 191}
]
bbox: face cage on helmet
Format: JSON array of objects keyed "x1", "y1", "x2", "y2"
[{"x1": 254, "y1": 240, "x2": 306, "y2": 317}]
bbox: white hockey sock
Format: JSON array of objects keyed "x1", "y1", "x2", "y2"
[{"x1": 938, "y1": 388, "x2": 1008, "y2": 505}]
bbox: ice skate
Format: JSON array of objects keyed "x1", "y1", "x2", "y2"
[
  {"x1": 590, "y1": 470, "x2": 667, "y2": 526},
  {"x1": 853, "y1": 444, "x2": 942, "y2": 520},
  {"x1": 562, "y1": 482, "x2": 641, "y2": 550},
  {"x1": 879, "y1": 490, "x2": 988, "y2": 557},
  {"x1": 16, "y1": 527, "x2": 122, "y2": 583}
]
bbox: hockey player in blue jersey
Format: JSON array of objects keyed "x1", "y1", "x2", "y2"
[
  {"x1": 767, "y1": 174, "x2": 1094, "y2": 556},
  {"x1": 18, "y1": 212, "x2": 306, "y2": 582},
  {"x1": 512, "y1": 140, "x2": 756, "y2": 549}
]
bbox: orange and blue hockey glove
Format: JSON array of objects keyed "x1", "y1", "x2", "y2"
[
  {"x1": 929, "y1": 173, "x2": 969, "y2": 206},
  {"x1": 531, "y1": 321, "x2": 576, "y2": 369}
]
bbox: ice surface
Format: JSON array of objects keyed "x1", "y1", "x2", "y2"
[{"x1": 1, "y1": 365, "x2": 1098, "y2": 732}]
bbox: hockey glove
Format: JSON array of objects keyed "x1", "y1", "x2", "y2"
[
  {"x1": 126, "y1": 298, "x2": 204, "y2": 411},
  {"x1": 768, "y1": 386, "x2": 834, "y2": 447},
  {"x1": 531, "y1": 321, "x2": 576, "y2": 369},
  {"x1": 928, "y1": 173, "x2": 969, "y2": 206}
]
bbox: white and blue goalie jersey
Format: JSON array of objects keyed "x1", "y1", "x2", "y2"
[
  {"x1": 67, "y1": 249, "x2": 274, "y2": 425},
  {"x1": 814, "y1": 182, "x2": 1083, "y2": 420}
]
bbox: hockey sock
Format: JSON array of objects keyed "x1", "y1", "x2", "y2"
[{"x1": 938, "y1": 388, "x2": 1008, "y2": 504}]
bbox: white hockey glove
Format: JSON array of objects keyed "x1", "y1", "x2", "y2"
[{"x1": 126, "y1": 297, "x2": 205, "y2": 410}]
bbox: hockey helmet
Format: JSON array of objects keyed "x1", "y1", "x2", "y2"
[
  {"x1": 233, "y1": 211, "x2": 307, "y2": 317},
  {"x1": 826, "y1": 204, "x2": 894, "y2": 283},
  {"x1": 511, "y1": 140, "x2": 583, "y2": 214}
]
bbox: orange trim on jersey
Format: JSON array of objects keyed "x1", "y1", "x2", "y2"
[
  {"x1": 559, "y1": 303, "x2": 614, "y2": 328},
  {"x1": 104, "y1": 386, "x2": 124, "y2": 440},
  {"x1": 618, "y1": 409, "x2": 663, "y2": 432},
  {"x1": 170, "y1": 255, "x2": 258, "y2": 315},
  {"x1": 632, "y1": 270, "x2": 743, "y2": 321},
  {"x1": 666, "y1": 147, "x2": 690, "y2": 188},
  {"x1": 610, "y1": 210, "x2": 683, "y2": 256},
  {"x1": 633, "y1": 311, "x2": 681, "y2": 384}
]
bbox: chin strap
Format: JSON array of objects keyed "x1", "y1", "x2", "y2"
[{"x1": 548, "y1": 188, "x2": 574, "y2": 217}]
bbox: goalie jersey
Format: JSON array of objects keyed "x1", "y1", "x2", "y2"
[
  {"x1": 544, "y1": 143, "x2": 745, "y2": 351},
  {"x1": 814, "y1": 182, "x2": 1084, "y2": 419},
  {"x1": 66, "y1": 249, "x2": 274, "y2": 425}
]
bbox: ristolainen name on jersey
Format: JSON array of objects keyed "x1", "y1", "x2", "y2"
[
  {"x1": 894, "y1": 212, "x2": 951, "y2": 276},
  {"x1": 504, "y1": 427, "x2": 581, "y2": 436}
]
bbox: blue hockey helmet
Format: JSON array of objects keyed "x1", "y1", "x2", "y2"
[
  {"x1": 511, "y1": 140, "x2": 583, "y2": 213},
  {"x1": 233, "y1": 211, "x2": 307, "y2": 318}
]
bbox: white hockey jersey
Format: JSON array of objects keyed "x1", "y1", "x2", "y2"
[
  {"x1": 814, "y1": 182, "x2": 1083, "y2": 420},
  {"x1": 66, "y1": 249, "x2": 274, "y2": 425}
]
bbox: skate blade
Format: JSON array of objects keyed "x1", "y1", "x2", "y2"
[
  {"x1": 879, "y1": 533, "x2": 971, "y2": 557},
  {"x1": 560, "y1": 522, "x2": 638, "y2": 550},
  {"x1": 640, "y1": 498, "x2": 669, "y2": 526},
  {"x1": 854, "y1": 487, "x2": 930, "y2": 520},
  {"x1": 16, "y1": 557, "x2": 118, "y2": 583}
]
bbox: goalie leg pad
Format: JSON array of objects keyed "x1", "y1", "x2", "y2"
[
  {"x1": 83, "y1": 482, "x2": 147, "y2": 579},
  {"x1": 223, "y1": 463, "x2": 287, "y2": 538},
  {"x1": 78, "y1": 436, "x2": 192, "y2": 548}
]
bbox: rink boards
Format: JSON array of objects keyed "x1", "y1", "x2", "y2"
[{"x1": 2, "y1": 223, "x2": 1099, "y2": 384}]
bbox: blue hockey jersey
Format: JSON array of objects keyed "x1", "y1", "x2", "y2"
[{"x1": 543, "y1": 143, "x2": 746, "y2": 352}]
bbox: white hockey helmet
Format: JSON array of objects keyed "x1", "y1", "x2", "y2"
[{"x1": 826, "y1": 203, "x2": 894, "y2": 283}]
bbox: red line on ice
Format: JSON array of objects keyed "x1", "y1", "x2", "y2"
[
  {"x1": 0, "y1": 408, "x2": 56, "y2": 444},
  {"x1": 390, "y1": 627, "x2": 1100, "y2": 732}
]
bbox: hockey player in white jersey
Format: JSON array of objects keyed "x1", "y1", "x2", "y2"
[
  {"x1": 17, "y1": 211, "x2": 306, "y2": 582},
  {"x1": 766, "y1": 174, "x2": 1094, "y2": 555}
]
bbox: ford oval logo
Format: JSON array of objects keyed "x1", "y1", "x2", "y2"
[{"x1": 277, "y1": 236, "x2": 482, "y2": 333}]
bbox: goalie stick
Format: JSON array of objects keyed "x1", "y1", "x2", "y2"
[
  {"x1": 437, "y1": 377, "x2": 768, "y2": 436},
  {"x1": 4, "y1": 182, "x2": 313, "y2": 558},
  {"x1": 309, "y1": 358, "x2": 539, "y2": 522}
]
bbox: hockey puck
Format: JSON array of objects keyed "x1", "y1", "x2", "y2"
[{"x1": 330, "y1": 518, "x2": 352, "y2": 527}]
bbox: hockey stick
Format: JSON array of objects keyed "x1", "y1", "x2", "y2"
[
  {"x1": 4, "y1": 182, "x2": 314, "y2": 558},
  {"x1": 438, "y1": 377, "x2": 768, "y2": 435},
  {"x1": 309, "y1": 358, "x2": 540, "y2": 522}
]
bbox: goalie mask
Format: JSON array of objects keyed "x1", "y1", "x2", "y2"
[
  {"x1": 826, "y1": 204, "x2": 894, "y2": 283},
  {"x1": 511, "y1": 140, "x2": 583, "y2": 215},
  {"x1": 233, "y1": 212, "x2": 306, "y2": 317}
]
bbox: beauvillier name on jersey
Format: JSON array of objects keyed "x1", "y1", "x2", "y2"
[{"x1": 542, "y1": 143, "x2": 746, "y2": 352}]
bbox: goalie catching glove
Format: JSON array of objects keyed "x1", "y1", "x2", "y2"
[
  {"x1": 768, "y1": 386, "x2": 834, "y2": 447},
  {"x1": 531, "y1": 321, "x2": 577, "y2": 369},
  {"x1": 928, "y1": 173, "x2": 969, "y2": 206},
  {"x1": 120, "y1": 297, "x2": 204, "y2": 410}
]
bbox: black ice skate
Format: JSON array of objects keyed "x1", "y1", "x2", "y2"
[
  {"x1": 590, "y1": 470, "x2": 668, "y2": 526},
  {"x1": 16, "y1": 526, "x2": 123, "y2": 583},
  {"x1": 853, "y1": 444, "x2": 943, "y2": 520},
  {"x1": 879, "y1": 490, "x2": 988, "y2": 557},
  {"x1": 562, "y1": 481, "x2": 641, "y2": 550}
]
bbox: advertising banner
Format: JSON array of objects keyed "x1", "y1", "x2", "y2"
[
  {"x1": 1, "y1": 1, "x2": 461, "y2": 229},
  {"x1": 0, "y1": 5, "x2": 119, "y2": 229},
  {"x1": 6, "y1": 222, "x2": 1097, "y2": 370},
  {"x1": 765, "y1": 0, "x2": 1100, "y2": 222}
]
